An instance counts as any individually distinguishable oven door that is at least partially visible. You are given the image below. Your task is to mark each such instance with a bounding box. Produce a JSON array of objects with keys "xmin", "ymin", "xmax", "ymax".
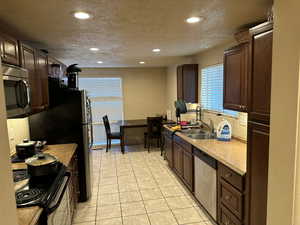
[
  {"xmin": 3, "ymin": 75, "xmax": 31, "ymax": 118},
  {"xmin": 47, "ymin": 174, "xmax": 72, "ymax": 225}
]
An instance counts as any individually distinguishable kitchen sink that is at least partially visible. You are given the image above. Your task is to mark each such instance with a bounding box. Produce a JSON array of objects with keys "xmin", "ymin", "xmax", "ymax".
[{"xmin": 180, "ymin": 128, "xmax": 215, "ymax": 139}]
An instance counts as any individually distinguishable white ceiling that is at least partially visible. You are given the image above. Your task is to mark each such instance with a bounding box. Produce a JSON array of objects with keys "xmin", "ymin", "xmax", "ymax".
[{"xmin": 0, "ymin": 0, "xmax": 272, "ymax": 68}]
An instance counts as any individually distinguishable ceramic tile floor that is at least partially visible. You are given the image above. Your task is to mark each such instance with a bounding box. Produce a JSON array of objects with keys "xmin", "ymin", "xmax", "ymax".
[{"xmin": 73, "ymin": 145, "xmax": 215, "ymax": 225}]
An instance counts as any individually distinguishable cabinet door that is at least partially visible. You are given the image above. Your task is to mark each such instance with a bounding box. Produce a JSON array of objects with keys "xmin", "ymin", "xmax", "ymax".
[
  {"xmin": 0, "ymin": 33, "xmax": 20, "ymax": 66},
  {"xmin": 248, "ymin": 29, "xmax": 273, "ymax": 124},
  {"xmin": 247, "ymin": 122, "xmax": 269, "ymax": 225},
  {"xmin": 177, "ymin": 66, "xmax": 183, "ymax": 100},
  {"xmin": 183, "ymin": 151, "xmax": 193, "ymax": 191},
  {"xmin": 183, "ymin": 64, "xmax": 198, "ymax": 103},
  {"xmin": 224, "ymin": 44, "xmax": 248, "ymax": 112},
  {"xmin": 36, "ymin": 52, "xmax": 49, "ymax": 108},
  {"xmin": 173, "ymin": 142, "xmax": 183, "ymax": 176},
  {"xmin": 165, "ymin": 135, "xmax": 173, "ymax": 168},
  {"xmin": 20, "ymin": 44, "xmax": 43, "ymax": 110}
]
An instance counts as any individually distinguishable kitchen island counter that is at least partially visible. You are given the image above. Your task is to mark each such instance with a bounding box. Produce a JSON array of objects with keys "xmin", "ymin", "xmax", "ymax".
[{"xmin": 12, "ymin": 143, "xmax": 77, "ymax": 225}]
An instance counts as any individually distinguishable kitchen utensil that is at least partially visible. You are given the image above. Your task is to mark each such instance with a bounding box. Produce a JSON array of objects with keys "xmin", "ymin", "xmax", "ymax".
[
  {"xmin": 16, "ymin": 139, "xmax": 37, "ymax": 159},
  {"xmin": 25, "ymin": 153, "xmax": 60, "ymax": 177}
]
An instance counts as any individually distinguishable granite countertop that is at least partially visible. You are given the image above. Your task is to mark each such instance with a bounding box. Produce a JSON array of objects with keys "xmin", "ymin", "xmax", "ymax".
[
  {"xmin": 12, "ymin": 143, "xmax": 77, "ymax": 225},
  {"xmin": 165, "ymin": 126, "xmax": 247, "ymax": 175}
]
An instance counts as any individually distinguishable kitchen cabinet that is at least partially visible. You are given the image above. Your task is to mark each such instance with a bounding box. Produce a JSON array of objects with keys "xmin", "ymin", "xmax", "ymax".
[
  {"xmin": 173, "ymin": 135, "xmax": 193, "ymax": 191},
  {"xmin": 183, "ymin": 150, "xmax": 193, "ymax": 190},
  {"xmin": 248, "ymin": 23, "xmax": 273, "ymax": 124},
  {"xmin": 246, "ymin": 22, "xmax": 273, "ymax": 225},
  {"xmin": 36, "ymin": 51, "xmax": 49, "ymax": 109},
  {"xmin": 247, "ymin": 122, "xmax": 270, "ymax": 225},
  {"xmin": 68, "ymin": 151, "xmax": 79, "ymax": 222},
  {"xmin": 218, "ymin": 163, "xmax": 246, "ymax": 225},
  {"xmin": 177, "ymin": 64, "xmax": 198, "ymax": 103},
  {"xmin": 223, "ymin": 43, "xmax": 249, "ymax": 112},
  {"xmin": 20, "ymin": 43, "xmax": 43, "ymax": 111},
  {"xmin": 173, "ymin": 141, "xmax": 183, "ymax": 176},
  {"xmin": 163, "ymin": 131, "xmax": 173, "ymax": 168},
  {"xmin": 20, "ymin": 43, "xmax": 50, "ymax": 112},
  {"xmin": 0, "ymin": 33, "xmax": 20, "ymax": 66}
]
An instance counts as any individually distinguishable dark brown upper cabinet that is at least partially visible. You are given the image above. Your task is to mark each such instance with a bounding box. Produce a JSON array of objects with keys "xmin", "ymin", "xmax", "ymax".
[
  {"xmin": 36, "ymin": 51, "xmax": 49, "ymax": 109},
  {"xmin": 20, "ymin": 43, "xmax": 50, "ymax": 112},
  {"xmin": 223, "ymin": 43, "xmax": 249, "ymax": 112},
  {"xmin": 0, "ymin": 33, "xmax": 20, "ymax": 66},
  {"xmin": 248, "ymin": 22, "xmax": 273, "ymax": 124},
  {"xmin": 177, "ymin": 64, "xmax": 198, "ymax": 103},
  {"xmin": 20, "ymin": 43, "xmax": 43, "ymax": 111}
]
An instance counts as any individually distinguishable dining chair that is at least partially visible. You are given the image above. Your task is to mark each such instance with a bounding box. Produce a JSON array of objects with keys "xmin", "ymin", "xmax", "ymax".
[
  {"xmin": 103, "ymin": 115, "xmax": 122, "ymax": 152},
  {"xmin": 144, "ymin": 116, "xmax": 163, "ymax": 152}
]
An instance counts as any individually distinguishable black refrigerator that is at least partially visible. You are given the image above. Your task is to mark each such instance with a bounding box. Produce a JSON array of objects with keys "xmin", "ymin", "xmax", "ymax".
[{"xmin": 29, "ymin": 81, "xmax": 93, "ymax": 202}]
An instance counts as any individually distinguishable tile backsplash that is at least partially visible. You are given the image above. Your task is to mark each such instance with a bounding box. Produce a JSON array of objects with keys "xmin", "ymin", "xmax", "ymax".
[{"xmin": 7, "ymin": 118, "xmax": 30, "ymax": 154}]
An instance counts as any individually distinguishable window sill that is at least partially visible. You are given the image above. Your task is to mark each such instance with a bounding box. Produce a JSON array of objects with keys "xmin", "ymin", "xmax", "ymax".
[{"xmin": 202, "ymin": 109, "xmax": 239, "ymax": 119}]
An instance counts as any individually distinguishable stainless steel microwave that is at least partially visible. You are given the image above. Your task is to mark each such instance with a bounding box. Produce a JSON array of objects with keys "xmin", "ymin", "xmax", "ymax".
[{"xmin": 2, "ymin": 63, "xmax": 31, "ymax": 118}]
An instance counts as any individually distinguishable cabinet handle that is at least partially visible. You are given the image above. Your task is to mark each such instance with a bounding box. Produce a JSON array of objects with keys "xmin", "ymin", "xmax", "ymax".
[{"xmin": 225, "ymin": 173, "xmax": 232, "ymax": 178}]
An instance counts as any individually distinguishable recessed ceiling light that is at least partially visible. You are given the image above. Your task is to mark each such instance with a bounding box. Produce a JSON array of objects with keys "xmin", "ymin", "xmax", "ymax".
[
  {"xmin": 139, "ymin": 61, "xmax": 145, "ymax": 64},
  {"xmin": 74, "ymin": 12, "xmax": 91, "ymax": 20},
  {"xmin": 152, "ymin": 48, "xmax": 161, "ymax": 53},
  {"xmin": 89, "ymin": 47, "xmax": 99, "ymax": 51},
  {"xmin": 97, "ymin": 61, "xmax": 103, "ymax": 64},
  {"xmin": 186, "ymin": 17, "xmax": 203, "ymax": 24}
]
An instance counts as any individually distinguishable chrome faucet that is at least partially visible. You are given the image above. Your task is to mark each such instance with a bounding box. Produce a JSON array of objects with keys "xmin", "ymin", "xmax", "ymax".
[{"xmin": 196, "ymin": 105, "xmax": 201, "ymax": 122}]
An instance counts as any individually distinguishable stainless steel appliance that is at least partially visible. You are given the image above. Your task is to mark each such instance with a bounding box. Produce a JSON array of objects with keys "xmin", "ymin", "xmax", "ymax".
[
  {"xmin": 194, "ymin": 148, "xmax": 217, "ymax": 220},
  {"xmin": 2, "ymin": 63, "xmax": 31, "ymax": 118},
  {"xmin": 29, "ymin": 86, "xmax": 93, "ymax": 202}
]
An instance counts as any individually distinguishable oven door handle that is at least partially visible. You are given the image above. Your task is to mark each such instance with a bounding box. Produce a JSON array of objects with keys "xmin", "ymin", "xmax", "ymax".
[{"xmin": 47, "ymin": 172, "xmax": 71, "ymax": 214}]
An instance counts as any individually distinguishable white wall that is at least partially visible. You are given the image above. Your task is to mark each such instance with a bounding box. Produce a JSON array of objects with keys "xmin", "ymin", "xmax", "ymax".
[
  {"xmin": 7, "ymin": 118, "xmax": 30, "ymax": 154},
  {"xmin": 268, "ymin": 0, "xmax": 300, "ymax": 224},
  {"xmin": 0, "ymin": 61, "xmax": 18, "ymax": 225},
  {"xmin": 81, "ymin": 67, "xmax": 167, "ymax": 120}
]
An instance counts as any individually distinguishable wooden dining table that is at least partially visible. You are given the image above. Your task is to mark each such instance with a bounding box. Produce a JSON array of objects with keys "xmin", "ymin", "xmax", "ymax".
[{"xmin": 116, "ymin": 119, "xmax": 175, "ymax": 153}]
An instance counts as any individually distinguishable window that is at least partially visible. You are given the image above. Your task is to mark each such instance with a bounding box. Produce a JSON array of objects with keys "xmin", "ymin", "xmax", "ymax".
[
  {"xmin": 201, "ymin": 64, "xmax": 238, "ymax": 117},
  {"xmin": 79, "ymin": 77, "xmax": 124, "ymax": 146}
]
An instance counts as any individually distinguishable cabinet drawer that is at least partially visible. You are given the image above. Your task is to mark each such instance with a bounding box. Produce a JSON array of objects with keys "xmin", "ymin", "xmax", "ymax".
[
  {"xmin": 219, "ymin": 204, "xmax": 242, "ymax": 225},
  {"xmin": 174, "ymin": 135, "xmax": 192, "ymax": 153},
  {"xmin": 219, "ymin": 163, "xmax": 244, "ymax": 191},
  {"xmin": 220, "ymin": 179, "xmax": 244, "ymax": 220}
]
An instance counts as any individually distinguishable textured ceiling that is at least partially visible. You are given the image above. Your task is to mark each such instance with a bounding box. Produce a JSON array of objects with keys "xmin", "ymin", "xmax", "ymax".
[{"xmin": 0, "ymin": 0, "xmax": 272, "ymax": 67}]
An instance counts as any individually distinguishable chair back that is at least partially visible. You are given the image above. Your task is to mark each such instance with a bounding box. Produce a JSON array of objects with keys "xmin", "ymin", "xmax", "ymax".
[
  {"xmin": 147, "ymin": 116, "xmax": 163, "ymax": 137},
  {"xmin": 103, "ymin": 115, "xmax": 111, "ymax": 136}
]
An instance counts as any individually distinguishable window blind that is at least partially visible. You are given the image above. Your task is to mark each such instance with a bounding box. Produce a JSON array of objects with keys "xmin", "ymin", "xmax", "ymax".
[{"xmin": 201, "ymin": 64, "xmax": 238, "ymax": 117}]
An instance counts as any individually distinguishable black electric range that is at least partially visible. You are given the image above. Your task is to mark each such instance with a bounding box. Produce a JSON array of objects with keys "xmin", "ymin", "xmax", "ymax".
[{"xmin": 13, "ymin": 163, "xmax": 70, "ymax": 211}]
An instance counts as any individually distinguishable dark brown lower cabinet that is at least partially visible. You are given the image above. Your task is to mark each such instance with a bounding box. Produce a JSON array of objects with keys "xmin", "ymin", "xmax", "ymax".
[
  {"xmin": 218, "ymin": 163, "xmax": 246, "ymax": 225},
  {"xmin": 173, "ymin": 141, "xmax": 183, "ymax": 176},
  {"xmin": 247, "ymin": 122, "xmax": 269, "ymax": 225},
  {"xmin": 183, "ymin": 151, "xmax": 193, "ymax": 191},
  {"xmin": 68, "ymin": 151, "xmax": 79, "ymax": 222},
  {"xmin": 164, "ymin": 134, "xmax": 173, "ymax": 168}
]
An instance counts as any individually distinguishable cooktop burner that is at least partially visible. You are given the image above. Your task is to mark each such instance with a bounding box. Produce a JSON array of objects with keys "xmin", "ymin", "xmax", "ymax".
[
  {"xmin": 13, "ymin": 169, "xmax": 29, "ymax": 183},
  {"xmin": 14, "ymin": 163, "xmax": 67, "ymax": 209},
  {"xmin": 15, "ymin": 189, "xmax": 44, "ymax": 206}
]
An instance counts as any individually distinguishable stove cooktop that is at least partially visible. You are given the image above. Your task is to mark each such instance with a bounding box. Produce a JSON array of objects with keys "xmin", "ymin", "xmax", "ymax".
[{"xmin": 13, "ymin": 163, "xmax": 66, "ymax": 208}]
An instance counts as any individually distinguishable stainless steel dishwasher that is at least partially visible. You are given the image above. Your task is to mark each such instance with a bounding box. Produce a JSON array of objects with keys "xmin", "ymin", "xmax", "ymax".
[{"xmin": 194, "ymin": 148, "xmax": 217, "ymax": 220}]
